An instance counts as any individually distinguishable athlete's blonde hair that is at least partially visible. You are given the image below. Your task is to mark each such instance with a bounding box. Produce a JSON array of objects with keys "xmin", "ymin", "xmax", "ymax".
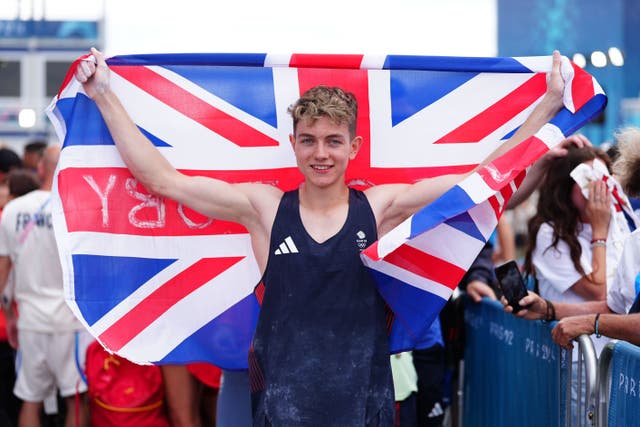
[
  {"xmin": 612, "ymin": 127, "xmax": 640, "ymax": 198},
  {"xmin": 288, "ymin": 86, "xmax": 358, "ymax": 138}
]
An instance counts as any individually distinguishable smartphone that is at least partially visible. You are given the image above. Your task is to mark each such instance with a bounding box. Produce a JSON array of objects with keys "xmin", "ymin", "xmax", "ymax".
[{"xmin": 494, "ymin": 260, "xmax": 529, "ymax": 312}]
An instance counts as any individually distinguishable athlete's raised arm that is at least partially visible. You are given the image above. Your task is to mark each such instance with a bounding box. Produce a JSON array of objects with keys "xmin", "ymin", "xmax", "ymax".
[
  {"xmin": 75, "ymin": 48, "xmax": 281, "ymax": 231},
  {"xmin": 369, "ymin": 51, "xmax": 566, "ymax": 236}
]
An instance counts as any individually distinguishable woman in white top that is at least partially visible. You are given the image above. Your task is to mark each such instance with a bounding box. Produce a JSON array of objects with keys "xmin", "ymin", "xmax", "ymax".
[
  {"xmin": 521, "ymin": 144, "xmax": 630, "ymax": 426},
  {"xmin": 523, "ymin": 145, "xmax": 626, "ymax": 314},
  {"xmin": 505, "ymin": 128, "xmax": 640, "ymax": 347}
]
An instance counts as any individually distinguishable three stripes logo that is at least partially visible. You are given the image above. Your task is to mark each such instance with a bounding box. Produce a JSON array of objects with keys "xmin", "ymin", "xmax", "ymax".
[{"xmin": 274, "ymin": 236, "xmax": 299, "ymax": 255}]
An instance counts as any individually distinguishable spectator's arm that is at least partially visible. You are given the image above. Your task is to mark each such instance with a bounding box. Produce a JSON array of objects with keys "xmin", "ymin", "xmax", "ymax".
[
  {"xmin": 504, "ymin": 292, "xmax": 612, "ymax": 321},
  {"xmin": 552, "ymin": 312, "xmax": 640, "ymax": 349},
  {"xmin": 507, "ymin": 134, "xmax": 592, "ymax": 209},
  {"xmin": 492, "ymin": 216, "xmax": 516, "ymax": 264},
  {"xmin": 595, "ymin": 313, "xmax": 640, "ymax": 345}
]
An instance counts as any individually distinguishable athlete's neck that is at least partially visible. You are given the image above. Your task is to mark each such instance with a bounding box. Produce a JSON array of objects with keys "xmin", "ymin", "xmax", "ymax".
[
  {"xmin": 298, "ymin": 182, "xmax": 349, "ymax": 213},
  {"xmin": 298, "ymin": 183, "xmax": 350, "ymax": 243}
]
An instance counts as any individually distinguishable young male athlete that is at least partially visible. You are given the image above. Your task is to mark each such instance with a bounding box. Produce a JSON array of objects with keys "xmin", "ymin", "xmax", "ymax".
[{"xmin": 75, "ymin": 49, "xmax": 565, "ymax": 425}]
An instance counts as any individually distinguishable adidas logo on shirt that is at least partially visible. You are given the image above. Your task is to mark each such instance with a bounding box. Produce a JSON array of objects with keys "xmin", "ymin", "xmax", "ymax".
[
  {"xmin": 274, "ymin": 236, "xmax": 299, "ymax": 255},
  {"xmin": 428, "ymin": 402, "xmax": 444, "ymax": 418}
]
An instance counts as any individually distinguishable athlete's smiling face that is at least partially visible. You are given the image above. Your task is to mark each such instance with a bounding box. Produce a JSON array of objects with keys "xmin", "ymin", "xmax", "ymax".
[{"xmin": 290, "ymin": 116, "xmax": 362, "ymax": 189}]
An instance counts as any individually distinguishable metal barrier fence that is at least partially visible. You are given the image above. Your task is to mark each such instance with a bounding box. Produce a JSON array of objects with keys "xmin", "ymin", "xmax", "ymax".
[
  {"xmin": 460, "ymin": 298, "xmax": 599, "ymax": 427},
  {"xmin": 576, "ymin": 335, "xmax": 599, "ymax": 425},
  {"xmin": 597, "ymin": 340, "xmax": 640, "ymax": 426}
]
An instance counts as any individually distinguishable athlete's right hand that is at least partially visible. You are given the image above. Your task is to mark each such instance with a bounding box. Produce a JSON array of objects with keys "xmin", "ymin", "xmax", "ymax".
[{"xmin": 75, "ymin": 47, "xmax": 111, "ymax": 100}]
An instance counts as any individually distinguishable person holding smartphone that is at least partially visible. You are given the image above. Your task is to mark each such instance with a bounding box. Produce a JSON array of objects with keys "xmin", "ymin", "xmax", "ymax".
[
  {"xmin": 504, "ymin": 127, "xmax": 640, "ymax": 348},
  {"xmin": 504, "ymin": 142, "xmax": 632, "ymax": 426},
  {"xmin": 520, "ymin": 145, "xmax": 625, "ymax": 349}
]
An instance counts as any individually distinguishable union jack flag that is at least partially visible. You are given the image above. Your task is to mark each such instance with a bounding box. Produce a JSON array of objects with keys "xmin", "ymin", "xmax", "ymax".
[{"xmin": 46, "ymin": 53, "xmax": 606, "ymax": 368}]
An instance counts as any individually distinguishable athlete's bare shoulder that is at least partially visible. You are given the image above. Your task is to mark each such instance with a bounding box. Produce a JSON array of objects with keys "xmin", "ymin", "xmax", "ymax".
[
  {"xmin": 234, "ymin": 182, "xmax": 284, "ymax": 228},
  {"xmin": 363, "ymin": 183, "xmax": 411, "ymax": 234}
]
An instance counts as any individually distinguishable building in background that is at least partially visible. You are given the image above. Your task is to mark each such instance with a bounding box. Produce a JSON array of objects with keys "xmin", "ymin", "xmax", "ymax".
[
  {"xmin": 498, "ymin": 0, "xmax": 640, "ymax": 145},
  {"xmin": 0, "ymin": 0, "xmax": 639, "ymax": 150},
  {"xmin": 0, "ymin": 0, "xmax": 104, "ymax": 151}
]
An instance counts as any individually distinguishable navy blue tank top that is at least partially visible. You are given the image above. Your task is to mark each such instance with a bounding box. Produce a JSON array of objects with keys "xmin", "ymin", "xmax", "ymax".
[{"xmin": 249, "ymin": 188, "xmax": 394, "ymax": 426}]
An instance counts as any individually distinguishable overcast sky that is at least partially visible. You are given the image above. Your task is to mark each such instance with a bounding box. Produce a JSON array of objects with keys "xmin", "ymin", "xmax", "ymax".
[{"xmin": 3, "ymin": 0, "xmax": 497, "ymax": 56}]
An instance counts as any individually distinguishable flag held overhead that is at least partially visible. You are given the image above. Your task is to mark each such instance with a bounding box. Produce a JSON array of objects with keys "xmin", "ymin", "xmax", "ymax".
[{"xmin": 47, "ymin": 52, "xmax": 606, "ymax": 367}]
